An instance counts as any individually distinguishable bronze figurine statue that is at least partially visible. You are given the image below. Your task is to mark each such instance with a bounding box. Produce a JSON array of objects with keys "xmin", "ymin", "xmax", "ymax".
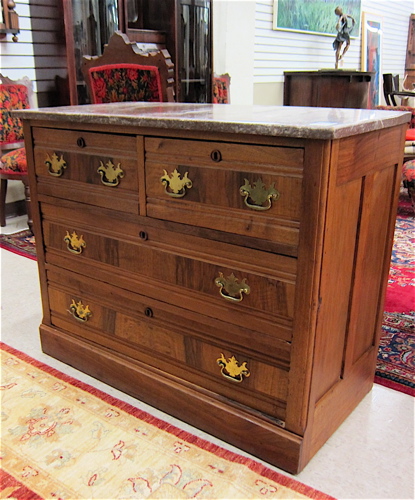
[{"xmin": 333, "ymin": 6, "xmax": 356, "ymax": 69}]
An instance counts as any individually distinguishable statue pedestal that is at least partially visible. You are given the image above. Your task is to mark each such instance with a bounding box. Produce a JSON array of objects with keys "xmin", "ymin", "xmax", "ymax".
[{"xmin": 283, "ymin": 70, "xmax": 375, "ymax": 109}]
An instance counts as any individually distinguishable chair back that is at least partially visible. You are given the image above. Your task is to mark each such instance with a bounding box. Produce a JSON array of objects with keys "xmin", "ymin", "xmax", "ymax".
[
  {"xmin": 0, "ymin": 75, "xmax": 32, "ymax": 148},
  {"xmin": 82, "ymin": 31, "xmax": 175, "ymax": 104},
  {"xmin": 212, "ymin": 73, "xmax": 231, "ymax": 104},
  {"xmin": 383, "ymin": 73, "xmax": 400, "ymax": 106}
]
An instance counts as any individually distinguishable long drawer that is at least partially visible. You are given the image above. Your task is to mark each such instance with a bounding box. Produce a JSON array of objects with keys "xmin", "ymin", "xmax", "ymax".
[
  {"xmin": 33, "ymin": 127, "xmax": 140, "ymax": 213},
  {"xmin": 41, "ymin": 201, "xmax": 296, "ymax": 344},
  {"xmin": 46, "ymin": 267, "xmax": 289, "ymax": 421},
  {"xmin": 145, "ymin": 137, "xmax": 304, "ymax": 254}
]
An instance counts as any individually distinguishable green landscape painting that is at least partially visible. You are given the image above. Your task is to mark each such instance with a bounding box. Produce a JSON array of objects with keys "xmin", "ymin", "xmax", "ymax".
[{"xmin": 274, "ymin": 0, "xmax": 361, "ymax": 36}]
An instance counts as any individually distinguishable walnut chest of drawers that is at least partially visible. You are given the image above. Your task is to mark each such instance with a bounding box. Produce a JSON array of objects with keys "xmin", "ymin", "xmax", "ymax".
[{"xmin": 19, "ymin": 103, "xmax": 409, "ymax": 474}]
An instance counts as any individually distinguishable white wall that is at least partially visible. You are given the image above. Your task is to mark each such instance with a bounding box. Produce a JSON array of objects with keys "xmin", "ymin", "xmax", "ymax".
[
  {"xmin": 213, "ymin": 0, "xmax": 256, "ymax": 104},
  {"xmin": 213, "ymin": 0, "xmax": 414, "ymax": 105}
]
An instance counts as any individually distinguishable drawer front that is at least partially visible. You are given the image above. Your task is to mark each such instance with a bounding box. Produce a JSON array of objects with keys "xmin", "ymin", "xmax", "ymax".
[
  {"xmin": 33, "ymin": 127, "xmax": 140, "ymax": 213},
  {"xmin": 41, "ymin": 202, "xmax": 295, "ymax": 343},
  {"xmin": 46, "ymin": 268, "xmax": 289, "ymax": 420},
  {"xmin": 145, "ymin": 138, "xmax": 304, "ymax": 252}
]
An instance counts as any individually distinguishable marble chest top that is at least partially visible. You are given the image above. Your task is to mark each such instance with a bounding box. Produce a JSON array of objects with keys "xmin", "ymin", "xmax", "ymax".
[{"xmin": 16, "ymin": 102, "xmax": 411, "ymax": 140}]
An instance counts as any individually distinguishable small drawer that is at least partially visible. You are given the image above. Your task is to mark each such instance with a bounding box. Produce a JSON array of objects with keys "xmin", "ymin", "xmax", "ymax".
[
  {"xmin": 32, "ymin": 127, "xmax": 140, "ymax": 214},
  {"xmin": 46, "ymin": 268, "xmax": 289, "ymax": 420},
  {"xmin": 40, "ymin": 201, "xmax": 296, "ymax": 343},
  {"xmin": 145, "ymin": 137, "xmax": 304, "ymax": 252}
]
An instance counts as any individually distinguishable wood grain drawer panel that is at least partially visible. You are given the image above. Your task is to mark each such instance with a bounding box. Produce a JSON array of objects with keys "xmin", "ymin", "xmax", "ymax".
[
  {"xmin": 44, "ymin": 225, "xmax": 295, "ymax": 336},
  {"xmin": 145, "ymin": 138, "xmax": 303, "ymax": 248},
  {"xmin": 33, "ymin": 127, "xmax": 139, "ymax": 212},
  {"xmin": 46, "ymin": 268, "xmax": 289, "ymax": 419},
  {"xmin": 41, "ymin": 203, "xmax": 296, "ymax": 341}
]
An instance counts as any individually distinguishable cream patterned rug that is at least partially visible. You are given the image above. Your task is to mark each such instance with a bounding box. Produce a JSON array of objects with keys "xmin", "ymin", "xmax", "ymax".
[{"xmin": 0, "ymin": 343, "xmax": 334, "ymax": 499}]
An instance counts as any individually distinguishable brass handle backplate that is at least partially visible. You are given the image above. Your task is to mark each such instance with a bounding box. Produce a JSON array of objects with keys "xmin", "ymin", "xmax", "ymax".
[
  {"xmin": 97, "ymin": 160, "xmax": 124, "ymax": 187},
  {"xmin": 64, "ymin": 231, "xmax": 86, "ymax": 254},
  {"xmin": 217, "ymin": 353, "xmax": 250, "ymax": 383},
  {"xmin": 69, "ymin": 299, "xmax": 92, "ymax": 322},
  {"xmin": 215, "ymin": 272, "xmax": 250, "ymax": 302},
  {"xmin": 240, "ymin": 178, "xmax": 280, "ymax": 211},
  {"xmin": 45, "ymin": 153, "xmax": 67, "ymax": 177},
  {"xmin": 160, "ymin": 168, "xmax": 193, "ymax": 198}
]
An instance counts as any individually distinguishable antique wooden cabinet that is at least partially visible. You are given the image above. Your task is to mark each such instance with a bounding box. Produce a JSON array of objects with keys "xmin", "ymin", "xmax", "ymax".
[
  {"xmin": 19, "ymin": 104, "xmax": 409, "ymax": 474},
  {"xmin": 284, "ymin": 70, "xmax": 374, "ymax": 109}
]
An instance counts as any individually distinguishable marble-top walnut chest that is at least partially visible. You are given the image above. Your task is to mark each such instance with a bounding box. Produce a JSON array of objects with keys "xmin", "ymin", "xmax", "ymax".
[{"xmin": 19, "ymin": 103, "xmax": 409, "ymax": 473}]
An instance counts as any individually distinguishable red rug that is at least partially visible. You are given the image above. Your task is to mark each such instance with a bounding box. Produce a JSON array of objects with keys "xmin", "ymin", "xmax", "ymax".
[
  {"xmin": 375, "ymin": 192, "xmax": 415, "ymax": 396},
  {"xmin": 0, "ymin": 229, "xmax": 36, "ymax": 260}
]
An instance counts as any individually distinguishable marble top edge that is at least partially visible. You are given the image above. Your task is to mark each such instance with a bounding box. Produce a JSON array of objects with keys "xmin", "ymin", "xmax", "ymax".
[{"xmin": 15, "ymin": 103, "xmax": 411, "ymax": 140}]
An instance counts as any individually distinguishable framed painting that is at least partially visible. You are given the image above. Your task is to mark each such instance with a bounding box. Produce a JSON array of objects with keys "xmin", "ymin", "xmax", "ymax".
[
  {"xmin": 361, "ymin": 12, "xmax": 383, "ymax": 107},
  {"xmin": 273, "ymin": 0, "xmax": 361, "ymax": 36}
]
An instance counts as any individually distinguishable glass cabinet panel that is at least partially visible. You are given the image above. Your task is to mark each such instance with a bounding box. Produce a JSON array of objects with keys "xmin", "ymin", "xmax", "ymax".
[
  {"xmin": 180, "ymin": 0, "xmax": 211, "ymax": 102},
  {"xmin": 71, "ymin": 0, "xmax": 119, "ymax": 103}
]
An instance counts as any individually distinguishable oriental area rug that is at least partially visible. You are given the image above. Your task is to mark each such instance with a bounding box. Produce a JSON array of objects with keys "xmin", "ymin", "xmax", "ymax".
[
  {"xmin": 0, "ymin": 343, "xmax": 334, "ymax": 500},
  {"xmin": 374, "ymin": 192, "xmax": 415, "ymax": 396},
  {"xmin": 0, "ymin": 229, "xmax": 36, "ymax": 260}
]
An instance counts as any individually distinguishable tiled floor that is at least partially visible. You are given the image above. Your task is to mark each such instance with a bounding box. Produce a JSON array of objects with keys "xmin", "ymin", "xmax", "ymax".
[{"xmin": 1, "ymin": 215, "xmax": 414, "ymax": 500}]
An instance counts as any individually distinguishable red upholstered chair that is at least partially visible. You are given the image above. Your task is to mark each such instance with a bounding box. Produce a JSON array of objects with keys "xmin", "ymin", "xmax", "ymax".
[
  {"xmin": 212, "ymin": 73, "xmax": 231, "ymax": 104},
  {"xmin": 376, "ymin": 105, "xmax": 415, "ymax": 208},
  {"xmin": 0, "ymin": 74, "xmax": 33, "ymax": 232},
  {"xmin": 82, "ymin": 31, "xmax": 175, "ymax": 104}
]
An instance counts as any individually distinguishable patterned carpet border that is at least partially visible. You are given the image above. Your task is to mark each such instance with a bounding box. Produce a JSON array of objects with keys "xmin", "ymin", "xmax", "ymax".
[
  {"xmin": 0, "ymin": 342, "xmax": 335, "ymax": 500},
  {"xmin": 0, "ymin": 230, "xmax": 36, "ymax": 261},
  {"xmin": 375, "ymin": 311, "xmax": 415, "ymax": 397}
]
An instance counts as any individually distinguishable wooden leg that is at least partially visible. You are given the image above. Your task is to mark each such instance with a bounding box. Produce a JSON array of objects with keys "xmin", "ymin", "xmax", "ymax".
[
  {"xmin": 22, "ymin": 179, "xmax": 33, "ymax": 234},
  {"xmin": 0, "ymin": 178, "xmax": 8, "ymax": 227}
]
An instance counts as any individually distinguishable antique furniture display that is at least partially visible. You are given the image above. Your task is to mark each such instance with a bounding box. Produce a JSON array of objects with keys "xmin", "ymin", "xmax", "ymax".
[
  {"xmin": 118, "ymin": 0, "xmax": 212, "ymax": 102},
  {"xmin": 62, "ymin": 0, "xmax": 120, "ymax": 105},
  {"xmin": 284, "ymin": 70, "xmax": 374, "ymax": 109},
  {"xmin": 82, "ymin": 31, "xmax": 175, "ymax": 103},
  {"xmin": 212, "ymin": 73, "xmax": 230, "ymax": 104},
  {"xmin": 403, "ymin": 14, "xmax": 415, "ymax": 90},
  {"xmin": 383, "ymin": 73, "xmax": 415, "ymax": 106},
  {"xmin": 0, "ymin": 0, "xmax": 19, "ymax": 42},
  {"xmin": 375, "ymin": 104, "xmax": 415, "ymax": 207},
  {"xmin": 61, "ymin": 0, "xmax": 212, "ymax": 105},
  {"xmin": 0, "ymin": 74, "xmax": 33, "ymax": 231},
  {"xmin": 19, "ymin": 103, "xmax": 409, "ymax": 474}
]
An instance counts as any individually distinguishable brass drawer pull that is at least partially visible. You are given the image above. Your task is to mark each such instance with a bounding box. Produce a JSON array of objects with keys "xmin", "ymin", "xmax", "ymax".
[
  {"xmin": 97, "ymin": 160, "xmax": 124, "ymax": 187},
  {"xmin": 217, "ymin": 353, "xmax": 250, "ymax": 383},
  {"xmin": 240, "ymin": 178, "xmax": 280, "ymax": 211},
  {"xmin": 210, "ymin": 149, "xmax": 222, "ymax": 162},
  {"xmin": 214, "ymin": 272, "xmax": 250, "ymax": 302},
  {"xmin": 64, "ymin": 231, "xmax": 86, "ymax": 254},
  {"xmin": 69, "ymin": 299, "xmax": 92, "ymax": 322},
  {"xmin": 45, "ymin": 153, "xmax": 67, "ymax": 177},
  {"xmin": 160, "ymin": 168, "xmax": 192, "ymax": 198}
]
